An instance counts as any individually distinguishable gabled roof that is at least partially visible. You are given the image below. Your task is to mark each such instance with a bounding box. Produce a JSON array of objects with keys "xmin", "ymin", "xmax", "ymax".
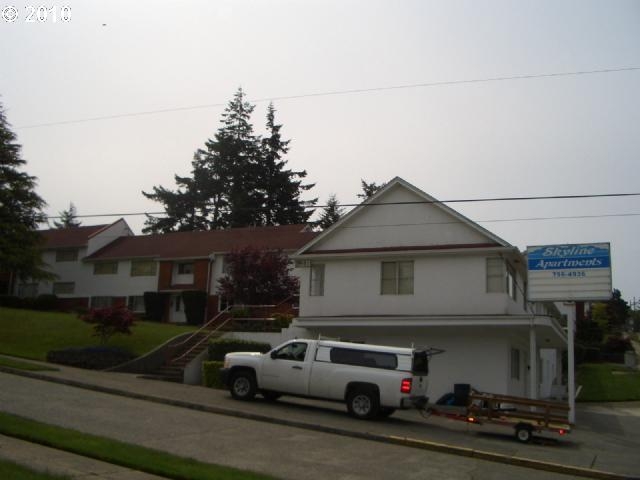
[
  {"xmin": 296, "ymin": 176, "xmax": 513, "ymax": 256},
  {"xmin": 85, "ymin": 224, "xmax": 318, "ymax": 261},
  {"xmin": 39, "ymin": 225, "xmax": 109, "ymax": 249}
]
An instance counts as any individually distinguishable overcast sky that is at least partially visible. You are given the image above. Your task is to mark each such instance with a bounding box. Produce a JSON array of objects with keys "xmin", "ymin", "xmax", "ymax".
[{"xmin": 1, "ymin": 0, "xmax": 639, "ymax": 303}]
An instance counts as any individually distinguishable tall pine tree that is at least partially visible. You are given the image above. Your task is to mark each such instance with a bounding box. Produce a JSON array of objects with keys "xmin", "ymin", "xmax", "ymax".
[
  {"xmin": 316, "ymin": 194, "xmax": 344, "ymax": 230},
  {"xmin": 260, "ymin": 102, "xmax": 315, "ymax": 225},
  {"xmin": 0, "ymin": 103, "xmax": 51, "ymax": 283},
  {"xmin": 143, "ymin": 89, "xmax": 316, "ymax": 233},
  {"xmin": 53, "ymin": 202, "xmax": 81, "ymax": 228}
]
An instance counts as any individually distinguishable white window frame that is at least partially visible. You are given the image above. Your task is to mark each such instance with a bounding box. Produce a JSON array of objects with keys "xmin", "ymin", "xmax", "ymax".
[
  {"xmin": 94, "ymin": 261, "xmax": 118, "ymax": 275},
  {"xmin": 130, "ymin": 260, "xmax": 157, "ymax": 277},
  {"xmin": 55, "ymin": 249, "xmax": 78, "ymax": 262},
  {"xmin": 53, "ymin": 282, "xmax": 75, "ymax": 295},
  {"xmin": 380, "ymin": 261, "xmax": 414, "ymax": 295},
  {"xmin": 309, "ymin": 264, "xmax": 325, "ymax": 296},
  {"xmin": 486, "ymin": 258, "xmax": 505, "ymax": 293}
]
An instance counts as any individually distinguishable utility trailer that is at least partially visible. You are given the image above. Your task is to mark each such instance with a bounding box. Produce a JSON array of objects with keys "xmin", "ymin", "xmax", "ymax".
[{"xmin": 424, "ymin": 391, "xmax": 572, "ymax": 443}]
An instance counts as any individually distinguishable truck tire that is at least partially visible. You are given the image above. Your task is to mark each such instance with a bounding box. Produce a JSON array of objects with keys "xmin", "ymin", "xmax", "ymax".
[
  {"xmin": 230, "ymin": 371, "xmax": 257, "ymax": 401},
  {"xmin": 515, "ymin": 424, "xmax": 533, "ymax": 443},
  {"xmin": 347, "ymin": 387, "xmax": 380, "ymax": 420}
]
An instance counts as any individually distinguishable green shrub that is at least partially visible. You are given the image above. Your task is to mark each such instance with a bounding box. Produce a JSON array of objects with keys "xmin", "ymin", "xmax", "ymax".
[
  {"xmin": 0, "ymin": 295, "xmax": 23, "ymax": 309},
  {"xmin": 32, "ymin": 294, "xmax": 59, "ymax": 311},
  {"xmin": 182, "ymin": 290, "xmax": 207, "ymax": 325},
  {"xmin": 46, "ymin": 346, "xmax": 135, "ymax": 369},
  {"xmin": 271, "ymin": 313, "xmax": 293, "ymax": 329},
  {"xmin": 202, "ymin": 361, "xmax": 225, "ymax": 388},
  {"xmin": 230, "ymin": 307, "xmax": 251, "ymax": 318},
  {"xmin": 208, "ymin": 338, "xmax": 271, "ymax": 361}
]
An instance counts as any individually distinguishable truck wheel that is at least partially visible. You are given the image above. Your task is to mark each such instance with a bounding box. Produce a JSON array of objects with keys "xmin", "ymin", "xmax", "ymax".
[
  {"xmin": 515, "ymin": 424, "xmax": 533, "ymax": 443},
  {"xmin": 347, "ymin": 388, "xmax": 380, "ymax": 420},
  {"xmin": 230, "ymin": 371, "xmax": 256, "ymax": 401}
]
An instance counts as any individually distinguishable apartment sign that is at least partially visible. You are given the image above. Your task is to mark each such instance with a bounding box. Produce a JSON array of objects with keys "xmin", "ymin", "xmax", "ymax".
[{"xmin": 526, "ymin": 243, "xmax": 612, "ymax": 301}]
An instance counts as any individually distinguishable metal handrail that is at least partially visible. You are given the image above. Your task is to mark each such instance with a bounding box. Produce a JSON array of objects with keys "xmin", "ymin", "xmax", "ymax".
[{"xmin": 168, "ymin": 300, "xmax": 296, "ymax": 365}]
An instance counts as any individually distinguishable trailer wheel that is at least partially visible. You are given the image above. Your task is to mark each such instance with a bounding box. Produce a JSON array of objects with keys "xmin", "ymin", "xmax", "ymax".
[{"xmin": 515, "ymin": 424, "xmax": 533, "ymax": 443}]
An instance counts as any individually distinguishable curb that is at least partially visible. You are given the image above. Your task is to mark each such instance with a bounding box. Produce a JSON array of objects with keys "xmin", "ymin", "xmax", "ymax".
[{"xmin": 1, "ymin": 367, "xmax": 638, "ymax": 480}]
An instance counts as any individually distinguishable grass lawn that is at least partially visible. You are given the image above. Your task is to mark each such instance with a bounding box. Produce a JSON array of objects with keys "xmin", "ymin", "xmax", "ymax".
[
  {"xmin": 0, "ymin": 459, "xmax": 70, "ymax": 480},
  {"xmin": 0, "ymin": 412, "xmax": 278, "ymax": 480},
  {"xmin": 0, "ymin": 308, "xmax": 196, "ymax": 361},
  {"xmin": 577, "ymin": 363, "xmax": 640, "ymax": 402}
]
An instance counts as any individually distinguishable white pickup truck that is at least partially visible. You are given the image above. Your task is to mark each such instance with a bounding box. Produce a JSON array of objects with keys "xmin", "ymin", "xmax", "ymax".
[{"xmin": 220, "ymin": 339, "xmax": 431, "ymax": 419}]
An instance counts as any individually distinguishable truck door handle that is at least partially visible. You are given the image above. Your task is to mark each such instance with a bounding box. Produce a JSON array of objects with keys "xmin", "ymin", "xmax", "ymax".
[{"xmin": 292, "ymin": 365, "xmax": 303, "ymax": 370}]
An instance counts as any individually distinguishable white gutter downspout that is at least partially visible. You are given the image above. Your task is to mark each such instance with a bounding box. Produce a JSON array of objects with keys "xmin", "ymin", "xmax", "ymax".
[{"xmin": 204, "ymin": 253, "xmax": 215, "ymax": 322}]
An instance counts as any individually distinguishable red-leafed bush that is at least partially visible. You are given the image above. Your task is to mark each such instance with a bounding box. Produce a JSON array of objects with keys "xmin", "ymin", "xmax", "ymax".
[
  {"xmin": 80, "ymin": 306, "xmax": 135, "ymax": 344},
  {"xmin": 217, "ymin": 247, "xmax": 299, "ymax": 305}
]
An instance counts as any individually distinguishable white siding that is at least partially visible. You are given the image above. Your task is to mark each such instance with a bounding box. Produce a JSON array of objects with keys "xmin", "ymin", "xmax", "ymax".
[
  {"xmin": 311, "ymin": 184, "xmax": 493, "ymax": 252},
  {"xmin": 297, "ymin": 254, "xmax": 527, "ymax": 317}
]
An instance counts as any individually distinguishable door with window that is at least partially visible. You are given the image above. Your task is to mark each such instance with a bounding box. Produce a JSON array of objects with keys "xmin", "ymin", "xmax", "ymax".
[
  {"xmin": 170, "ymin": 294, "xmax": 187, "ymax": 323},
  {"xmin": 261, "ymin": 341, "xmax": 310, "ymax": 395}
]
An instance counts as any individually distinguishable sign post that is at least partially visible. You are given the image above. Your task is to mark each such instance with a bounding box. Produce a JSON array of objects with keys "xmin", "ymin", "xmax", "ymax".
[{"xmin": 526, "ymin": 243, "xmax": 611, "ymax": 424}]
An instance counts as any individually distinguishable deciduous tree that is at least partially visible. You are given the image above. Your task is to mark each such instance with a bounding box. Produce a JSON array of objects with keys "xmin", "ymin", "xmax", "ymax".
[{"xmin": 217, "ymin": 246, "xmax": 299, "ymax": 305}]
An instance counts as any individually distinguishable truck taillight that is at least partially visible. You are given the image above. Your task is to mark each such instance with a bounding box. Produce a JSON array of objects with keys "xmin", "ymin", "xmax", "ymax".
[{"xmin": 401, "ymin": 378, "xmax": 412, "ymax": 394}]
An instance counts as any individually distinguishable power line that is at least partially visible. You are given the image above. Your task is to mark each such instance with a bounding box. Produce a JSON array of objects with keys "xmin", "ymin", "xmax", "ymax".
[
  {"xmin": 17, "ymin": 66, "xmax": 640, "ymax": 129},
  {"xmin": 44, "ymin": 191, "xmax": 640, "ymax": 220}
]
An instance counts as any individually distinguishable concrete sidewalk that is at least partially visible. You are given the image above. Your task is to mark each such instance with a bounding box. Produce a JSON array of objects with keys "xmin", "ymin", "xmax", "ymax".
[{"xmin": 1, "ymin": 357, "xmax": 639, "ymax": 479}]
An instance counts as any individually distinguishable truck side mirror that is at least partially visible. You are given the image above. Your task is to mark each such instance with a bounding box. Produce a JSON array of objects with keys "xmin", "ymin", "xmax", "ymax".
[{"xmin": 270, "ymin": 351, "xmax": 277, "ymax": 359}]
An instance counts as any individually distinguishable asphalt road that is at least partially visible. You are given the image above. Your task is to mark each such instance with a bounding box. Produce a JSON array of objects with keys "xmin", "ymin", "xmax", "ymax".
[{"xmin": 0, "ymin": 372, "xmax": 584, "ymax": 480}]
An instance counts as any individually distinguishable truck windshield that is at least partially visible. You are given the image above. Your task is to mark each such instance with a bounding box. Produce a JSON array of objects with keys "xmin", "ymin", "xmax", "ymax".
[{"xmin": 412, "ymin": 351, "xmax": 429, "ymax": 375}]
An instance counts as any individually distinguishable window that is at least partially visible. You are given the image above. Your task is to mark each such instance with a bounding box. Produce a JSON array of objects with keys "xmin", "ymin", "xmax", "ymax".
[
  {"xmin": 309, "ymin": 264, "xmax": 325, "ymax": 296},
  {"xmin": 330, "ymin": 348, "xmax": 398, "ymax": 370},
  {"xmin": 53, "ymin": 282, "xmax": 75, "ymax": 295},
  {"xmin": 128, "ymin": 295, "xmax": 145, "ymax": 313},
  {"xmin": 94, "ymin": 262, "xmax": 118, "ymax": 275},
  {"xmin": 506, "ymin": 264, "xmax": 517, "ymax": 301},
  {"xmin": 273, "ymin": 342, "xmax": 308, "ymax": 361},
  {"xmin": 381, "ymin": 261, "xmax": 413, "ymax": 295},
  {"xmin": 510, "ymin": 348, "xmax": 520, "ymax": 380},
  {"xmin": 55, "ymin": 249, "xmax": 78, "ymax": 262},
  {"xmin": 177, "ymin": 262, "xmax": 194, "ymax": 275},
  {"xmin": 131, "ymin": 260, "xmax": 157, "ymax": 276},
  {"xmin": 486, "ymin": 258, "xmax": 505, "ymax": 293},
  {"xmin": 91, "ymin": 296, "xmax": 114, "ymax": 308}
]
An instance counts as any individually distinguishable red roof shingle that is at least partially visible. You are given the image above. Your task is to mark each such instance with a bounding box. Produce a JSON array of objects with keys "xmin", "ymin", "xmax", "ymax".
[
  {"xmin": 86, "ymin": 224, "xmax": 317, "ymax": 260},
  {"xmin": 40, "ymin": 225, "xmax": 109, "ymax": 249}
]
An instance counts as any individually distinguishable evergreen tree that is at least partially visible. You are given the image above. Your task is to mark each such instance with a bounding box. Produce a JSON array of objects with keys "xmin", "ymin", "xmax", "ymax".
[
  {"xmin": 53, "ymin": 202, "xmax": 81, "ymax": 228},
  {"xmin": 143, "ymin": 89, "xmax": 316, "ymax": 232},
  {"xmin": 0, "ymin": 103, "xmax": 50, "ymax": 282},
  {"xmin": 357, "ymin": 179, "xmax": 386, "ymax": 200},
  {"xmin": 316, "ymin": 194, "xmax": 344, "ymax": 230},
  {"xmin": 260, "ymin": 103, "xmax": 315, "ymax": 225}
]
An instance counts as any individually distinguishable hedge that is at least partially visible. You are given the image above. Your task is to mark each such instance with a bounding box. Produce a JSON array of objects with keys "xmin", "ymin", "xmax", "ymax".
[
  {"xmin": 208, "ymin": 338, "xmax": 272, "ymax": 361},
  {"xmin": 202, "ymin": 361, "xmax": 225, "ymax": 389},
  {"xmin": 46, "ymin": 346, "xmax": 135, "ymax": 370},
  {"xmin": 0, "ymin": 294, "xmax": 59, "ymax": 311}
]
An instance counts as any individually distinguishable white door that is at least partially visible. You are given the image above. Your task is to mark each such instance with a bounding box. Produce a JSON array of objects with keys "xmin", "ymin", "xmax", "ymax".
[
  {"xmin": 170, "ymin": 294, "xmax": 187, "ymax": 323},
  {"xmin": 261, "ymin": 341, "xmax": 310, "ymax": 395}
]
